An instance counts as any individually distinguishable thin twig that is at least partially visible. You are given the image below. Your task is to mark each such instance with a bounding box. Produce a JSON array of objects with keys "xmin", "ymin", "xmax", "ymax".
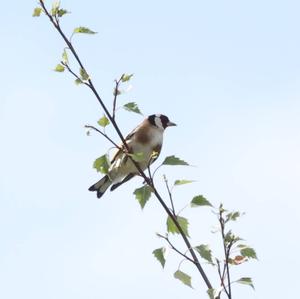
[
  {"xmin": 84, "ymin": 125, "xmax": 121, "ymax": 149},
  {"xmin": 217, "ymin": 259, "xmax": 230, "ymax": 298},
  {"xmin": 147, "ymin": 165, "xmax": 153, "ymax": 185},
  {"xmin": 225, "ymin": 242, "xmax": 233, "ymax": 298},
  {"xmin": 219, "ymin": 209, "xmax": 232, "ymax": 299},
  {"xmin": 178, "ymin": 257, "xmax": 191, "ymax": 270},
  {"xmin": 160, "ymin": 235, "xmax": 195, "ymax": 263},
  {"xmin": 163, "ymin": 175, "xmax": 176, "ymax": 215},
  {"xmin": 177, "ymin": 203, "xmax": 190, "ymax": 216},
  {"xmin": 61, "ymin": 62, "xmax": 89, "ymax": 86},
  {"xmin": 151, "ymin": 164, "xmax": 162, "ymax": 181},
  {"xmin": 146, "ymin": 153, "xmax": 158, "ymax": 184},
  {"xmin": 221, "ymin": 257, "xmax": 227, "ymax": 290},
  {"xmin": 112, "ymin": 76, "xmax": 123, "ymax": 120}
]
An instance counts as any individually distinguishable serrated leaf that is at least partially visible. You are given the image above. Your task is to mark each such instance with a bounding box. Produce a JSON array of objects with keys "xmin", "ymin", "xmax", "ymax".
[
  {"xmin": 191, "ymin": 195, "xmax": 212, "ymax": 207},
  {"xmin": 226, "ymin": 211, "xmax": 241, "ymax": 222},
  {"xmin": 75, "ymin": 78, "xmax": 82, "ymax": 85},
  {"xmin": 62, "ymin": 49, "xmax": 68, "ymax": 64},
  {"xmin": 167, "ymin": 216, "xmax": 189, "ymax": 237},
  {"xmin": 93, "ymin": 155, "xmax": 110, "ymax": 174},
  {"xmin": 121, "ymin": 73, "xmax": 134, "ymax": 82},
  {"xmin": 174, "ymin": 180, "xmax": 195, "ymax": 186},
  {"xmin": 174, "ymin": 270, "xmax": 192, "ymax": 288},
  {"xmin": 162, "ymin": 155, "xmax": 189, "ymax": 166},
  {"xmin": 73, "ymin": 26, "xmax": 97, "ymax": 34},
  {"xmin": 240, "ymin": 247, "xmax": 257, "ymax": 259},
  {"xmin": 236, "ymin": 277, "xmax": 255, "ymax": 289},
  {"xmin": 57, "ymin": 9, "xmax": 68, "ymax": 17},
  {"xmin": 134, "ymin": 185, "xmax": 152, "ymax": 209},
  {"xmin": 195, "ymin": 244, "xmax": 213, "ymax": 264},
  {"xmin": 79, "ymin": 68, "xmax": 89, "ymax": 81},
  {"xmin": 123, "ymin": 102, "xmax": 142, "ymax": 115},
  {"xmin": 32, "ymin": 7, "xmax": 42, "ymax": 17},
  {"xmin": 97, "ymin": 115, "xmax": 110, "ymax": 128},
  {"xmin": 54, "ymin": 64, "xmax": 65, "ymax": 72},
  {"xmin": 152, "ymin": 247, "xmax": 166, "ymax": 268}
]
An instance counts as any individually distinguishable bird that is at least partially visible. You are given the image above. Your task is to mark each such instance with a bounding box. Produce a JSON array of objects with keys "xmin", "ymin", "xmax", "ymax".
[{"xmin": 88, "ymin": 114, "xmax": 176, "ymax": 198}]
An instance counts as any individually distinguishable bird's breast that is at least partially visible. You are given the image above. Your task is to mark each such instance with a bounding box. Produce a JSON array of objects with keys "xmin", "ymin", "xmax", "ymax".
[{"xmin": 131, "ymin": 127, "xmax": 163, "ymax": 162}]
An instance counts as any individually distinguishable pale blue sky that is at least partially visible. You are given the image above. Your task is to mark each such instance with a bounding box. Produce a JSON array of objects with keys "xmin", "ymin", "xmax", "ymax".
[{"xmin": 1, "ymin": 1, "xmax": 300, "ymax": 298}]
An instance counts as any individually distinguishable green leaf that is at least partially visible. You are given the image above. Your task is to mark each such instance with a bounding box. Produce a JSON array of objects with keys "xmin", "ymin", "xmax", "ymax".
[
  {"xmin": 236, "ymin": 277, "xmax": 255, "ymax": 289},
  {"xmin": 240, "ymin": 246, "xmax": 257, "ymax": 259},
  {"xmin": 226, "ymin": 211, "xmax": 241, "ymax": 222},
  {"xmin": 123, "ymin": 102, "xmax": 142, "ymax": 115},
  {"xmin": 32, "ymin": 7, "xmax": 42, "ymax": 17},
  {"xmin": 73, "ymin": 26, "xmax": 97, "ymax": 34},
  {"xmin": 121, "ymin": 73, "xmax": 134, "ymax": 82},
  {"xmin": 57, "ymin": 9, "xmax": 68, "ymax": 17},
  {"xmin": 134, "ymin": 185, "xmax": 152, "ymax": 209},
  {"xmin": 174, "ymin": 179, "xmax": 195, "ymax": 186},
  {"xmin": 162, "ymin": 155, "xmax": 189, "ymax": 166},
  {"xmin": 75, "ymin": 78, "xmax": 82, "ymax": 85},
  {"xmin": 93, "ymin": 155, "xmax": 110, "ymax": 174},
  {"xmin": 62, "ymin": 49, "xmax": 68, "ymax": 64},
  {"xmin": 97, "ymin": 115, "xmax": 110, "ymax": 128},
  {"xmin": 224, "ymin": 230, "xmax": 234, "ymax": 244},
  {"xmin": 155, "ymin": 232, "xmax": 166, "ymax": 238},
  {"xmin": 167, "ymin": 216, "xmax": 189, "ymax": 237},
  {"xmin": 207, "ymin": 288, "xmax": 217, "ymax": 299},
  {"xmin": 54, "ymin": 64, "xmax": 65, "ymax": 72},
  {"xmin": 174, "ymin": 270, "xmax": 192, "ymax": 288},
  {"xmin": 80, "ymin": 68, "xmax": 89, "ymax": 81},
  {"xmin": 224, "ymin": 230, "xmax": 242, "ymax": 244},
  {"xmin": 191, "ymin": 195, "xmax": 212, "ymax": 207},
  {"xmin": 152, "ymin": 247, "xmax": 166, "ymax": 268},
  {"xmin": 195, "ymin": 244, "xmax": 213, "ymax": 264},
  {"xmin": 51, "ymin": 1, "xmax": 60, "ymax": 16}
]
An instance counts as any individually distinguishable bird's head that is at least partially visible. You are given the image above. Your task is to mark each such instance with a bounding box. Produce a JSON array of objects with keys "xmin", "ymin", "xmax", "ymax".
[{"xmin": 148, "ymin": 114, "xmax": 177, "ymax": 130}]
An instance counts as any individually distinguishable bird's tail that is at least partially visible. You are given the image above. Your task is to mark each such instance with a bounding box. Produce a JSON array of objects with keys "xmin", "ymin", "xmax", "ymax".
[{"xmin": 88, "ymin": 175, "xmax": 112, "ymax": 198}]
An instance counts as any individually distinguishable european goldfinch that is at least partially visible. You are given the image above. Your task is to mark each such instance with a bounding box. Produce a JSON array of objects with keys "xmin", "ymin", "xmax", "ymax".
[{"xmin": 89, "ymin": 114, "xmax": 176, "ymax": 198}]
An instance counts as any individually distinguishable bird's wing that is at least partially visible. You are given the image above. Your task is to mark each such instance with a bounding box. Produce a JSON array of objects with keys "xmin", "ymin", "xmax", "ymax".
[
  {"xmin": 110, "ymin": 173, "xmax": 135, "ymax": 191},
  {"xmin": 110, "ymin": 125, "xmax": 140, "ymax": 165}
]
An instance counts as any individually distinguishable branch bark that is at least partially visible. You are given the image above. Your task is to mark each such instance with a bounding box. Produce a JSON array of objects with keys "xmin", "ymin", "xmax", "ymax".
[{"xmin": 219, "ymin": 209, "xmax": 232, "ymax": 299}]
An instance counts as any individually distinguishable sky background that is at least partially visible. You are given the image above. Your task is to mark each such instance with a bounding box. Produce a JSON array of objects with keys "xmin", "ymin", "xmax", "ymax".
[{"xmin": 1, "ymin": 0, "xmax": 300, "ymax": 298}]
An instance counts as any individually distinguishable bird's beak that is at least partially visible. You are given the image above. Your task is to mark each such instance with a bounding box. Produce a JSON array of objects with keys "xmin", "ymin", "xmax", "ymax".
[{"xmin": 167, "ymin": 121, "xmax": 177, "ymax": 127}]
